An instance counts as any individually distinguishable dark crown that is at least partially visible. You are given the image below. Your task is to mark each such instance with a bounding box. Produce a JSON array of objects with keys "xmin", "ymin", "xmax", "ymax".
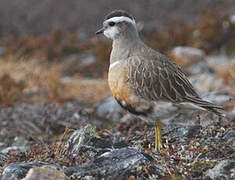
[{"xmin": 105, "ymin": 10, "xmax": 134, "ymax": 21}]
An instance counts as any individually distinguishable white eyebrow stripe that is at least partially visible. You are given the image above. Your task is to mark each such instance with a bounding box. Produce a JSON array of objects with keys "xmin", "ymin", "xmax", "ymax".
[
  {"xmin": 106, "ymin": 16, "xmax": 136, "ymax": 25},
  {"xmin": 109, "ymin": 61, "xmax": 120, "ymax": 71}
]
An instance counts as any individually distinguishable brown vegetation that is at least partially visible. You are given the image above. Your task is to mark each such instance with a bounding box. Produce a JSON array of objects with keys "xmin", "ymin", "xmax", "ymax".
[
  {"xmin": 146, "ymin": 9, "xmax": 235, "ymax": 55},
  {"xmin": 0, "ymin": 57, "xmax": 110, "ymax": 105},
  {"xmin": 0, "ymin": 9, "xmax": 234, "ymax": 106}
]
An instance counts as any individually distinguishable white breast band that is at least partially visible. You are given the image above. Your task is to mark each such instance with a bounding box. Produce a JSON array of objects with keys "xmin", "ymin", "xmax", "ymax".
[{"xmin": 109, "ymin": 61, "xmax": 120, "ymax": 71}]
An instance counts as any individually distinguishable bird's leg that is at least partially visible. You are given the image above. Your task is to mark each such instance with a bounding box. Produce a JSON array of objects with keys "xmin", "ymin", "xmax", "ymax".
[{"xmin": 155, "ymin": 119, "xmax": 162, "ymax": 152}]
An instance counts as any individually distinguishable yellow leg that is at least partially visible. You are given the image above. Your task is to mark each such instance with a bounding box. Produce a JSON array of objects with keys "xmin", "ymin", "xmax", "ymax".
[{"xmin": 155, "ymin": 119, "xmax": 162, "ymax": 152}]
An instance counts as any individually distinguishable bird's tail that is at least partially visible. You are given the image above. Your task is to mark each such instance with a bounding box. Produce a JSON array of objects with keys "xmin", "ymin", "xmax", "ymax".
[{"xmin": 184, "ymin": 96, "xmax": 224, "ymax": 117}]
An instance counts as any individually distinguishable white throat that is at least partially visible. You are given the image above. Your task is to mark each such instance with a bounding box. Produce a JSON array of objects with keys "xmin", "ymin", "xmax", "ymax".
[{"xmin": 104, "ymin": 26, "xmax": 119, "ymax": 39}]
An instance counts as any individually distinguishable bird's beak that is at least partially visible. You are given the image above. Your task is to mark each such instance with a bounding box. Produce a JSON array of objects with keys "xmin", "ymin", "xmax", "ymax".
[{"xmin": 95, "ymin": 28, "xmax": 104, "ymax": 35}]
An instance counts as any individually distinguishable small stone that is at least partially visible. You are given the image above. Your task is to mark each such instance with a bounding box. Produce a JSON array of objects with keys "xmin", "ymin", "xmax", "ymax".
[
  {"xmin": 229, "ymin": 14, "xmax": 235, "ymax": 24},
  {"xmin": 1, "ymin": 146, "xmax": 28, "ymax": 154},
  {"xmin": 96, "ymin": 96, "xmax": 123, "ymax": 122},
  {"xmin": 202, "ymin": 93, "xmax": 231, "ymax": 105},
  {"xmin": 206, "ymin": 55, "xmax": 232, "ymax": 66},
  {"xmin": 78, "ymin": 54, "xmax": 96, "ymax": 68},
  {"xmin": 24, "ymin": 166, "xmax": 67, "ymax": 180},
  {"xmin": 189, "ymin": 73, "xmax": 224, "ymax": 94},
  {"xmin": 61, "ymin": 54, "xmax": 96, "ymax": 75},
  {"xmin": 12, "ymin": 136, "xmax": 29, "ymax": 147},
  {"xmin": 186, "ymin": 61, "xmax": 214, "ymax": 75},
  {"xmin": 171, "ymin": 46, "xmax": 205, "ymax": 66},
  {"xmin": 65, "ymin": 124, "xmax": 112, "ymax": 156},
  {"xmin": 195, "ymin": 142, "xmax": 200, "ymax": 147}
]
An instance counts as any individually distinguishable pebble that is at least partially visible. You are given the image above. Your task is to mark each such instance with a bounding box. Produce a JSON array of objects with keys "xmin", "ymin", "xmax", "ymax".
[{"xmin": 96, "ymin": 96, "xmax": 123, "ymax": 122}]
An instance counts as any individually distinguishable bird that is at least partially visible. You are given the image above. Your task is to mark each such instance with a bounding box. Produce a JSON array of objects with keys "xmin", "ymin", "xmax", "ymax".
[{"xmin": 96, "ymin": 10, "xmax": 223, "ymax": 151}]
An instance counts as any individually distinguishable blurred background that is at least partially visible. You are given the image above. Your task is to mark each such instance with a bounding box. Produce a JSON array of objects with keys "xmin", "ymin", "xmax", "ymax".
[
  {"xmin": 0, "ymin": 0, "xmax": 234, "ymax": 106},
  {"xmin": 0, "ymin": 1, "xmax": 235, "ymax": 178}
]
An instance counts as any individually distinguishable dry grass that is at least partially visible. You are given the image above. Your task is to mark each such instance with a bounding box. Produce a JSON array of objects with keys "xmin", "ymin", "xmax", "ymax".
[
  {"xmin": 0, "ymin": 9, "xmax": 234, "ymax": 106},
  {"xmin": 62, "ymin": 76, "xmax": 110, "ymax": 104},
  {"xmin": 0, "ymin": 56, "xmax": 110, "ymax": 105}
]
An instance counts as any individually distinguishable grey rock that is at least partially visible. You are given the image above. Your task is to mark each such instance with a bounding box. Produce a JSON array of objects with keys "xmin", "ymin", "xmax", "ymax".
[
  {"xmin": 78, "ymin": 54, "xmax": 96, "ymax": 68},
  {"xmin": 204, "ymin": 160, "xmax": 235, "ymax": 180},
  {"xmin": 166, "ymin": 124, "xmax": 202, "ymax": 143},
  {"xmin": 96, "ymin": 96, "xmax": 123, "ymax": 122},
  {"xmin": 186, "ymin": 61, "xmax": 214, "ymax": 75},
  {"xmin": 24, "ymin": 165, "xmax": 67, "ymax": 180},
  {"xmin": 230, "ymin": 14, "xmax": 235, "ymax": 24},
  {"xmin": 189, "ymin": 73, "xmax": 224, "ymax": 94},
  {"xmin": 172, "ymin": 46, "xmax": 205, "ymax": 64},
  {"xmin": 206, "ymin": 55, "xmax": 233, "ymax": 66},
  {"xmin": 65, "ymin": 147, "xmax": 157, "ymax": 179},
  {"xmin": 12, "ymin": 136, "xmax": 29, "ymax": 147},
  {"xmin": 65, "ymin": 124, "xmax": 112, "ymax": 156},
  {"xmin": 61, "ymin": 54, "xmax": 96, "ymax": 75},
  {"xmin": 2, "ymin": 162, "xmax": 61, "ymax": 180},
  {"xmin": 202, "ymin": 93, "xmax": 231, "ymax": 105},
  {"xmin": 1, "ymin": 146, "xmax": 28, "ymax": 154}
]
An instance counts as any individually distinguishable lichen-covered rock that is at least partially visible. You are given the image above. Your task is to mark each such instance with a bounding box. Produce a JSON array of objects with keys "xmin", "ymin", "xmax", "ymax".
[
  {"xmin": 203, "ymin": 160, "xmax": 235, "ymax": 180},
  {"xmin": 165, "ymin": 124, "xmax": 202, "ymax": 143},
  {"xmin": 2, "ymin": 162, "xmax": 61, "ymax": 180},
  {"xmin": 65, "ymin": 124, "xmax": 113, "ymax": 157},
  {"xmin": 65, "ymin": 147, "xmax": 160, "ymax": 179}
]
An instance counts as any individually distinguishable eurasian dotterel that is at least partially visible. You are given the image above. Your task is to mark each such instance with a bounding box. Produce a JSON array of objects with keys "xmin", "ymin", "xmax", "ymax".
[{"xmin": 96, "ymin": 10, "xmax": 223, "ymax": 151}]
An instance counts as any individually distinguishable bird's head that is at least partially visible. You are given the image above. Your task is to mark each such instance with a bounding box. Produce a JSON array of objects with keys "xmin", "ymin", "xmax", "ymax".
[{"xmin": 96, "ymin": 10, "xmax": 138, "ymax": 40}]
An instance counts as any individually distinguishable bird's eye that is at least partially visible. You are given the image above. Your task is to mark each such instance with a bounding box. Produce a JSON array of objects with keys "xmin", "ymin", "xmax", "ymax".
[{"xmin": 108, "ymin": 22, "xmax": 115, "ymax": 26}]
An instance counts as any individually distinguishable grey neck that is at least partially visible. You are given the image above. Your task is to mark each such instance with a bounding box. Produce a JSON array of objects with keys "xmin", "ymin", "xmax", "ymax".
[{"xmin": 110, "ymin": 27, "xmax": 141, "ymax": 64}]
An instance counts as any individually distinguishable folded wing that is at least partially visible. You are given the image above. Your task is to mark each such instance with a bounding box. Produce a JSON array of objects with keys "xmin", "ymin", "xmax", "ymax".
[{"xmin": 127, "ymin": 55, "xmax": 223, "ymax": 115}]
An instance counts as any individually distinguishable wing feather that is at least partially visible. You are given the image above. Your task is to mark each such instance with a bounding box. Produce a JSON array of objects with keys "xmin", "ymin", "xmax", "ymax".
[
  {"xmin": 126, "ymin": 55, "xmax": 223, "ymax": 115},
  {"xmin": 127, "ymin": 55, "xmax": 197, "ymax": 102}
]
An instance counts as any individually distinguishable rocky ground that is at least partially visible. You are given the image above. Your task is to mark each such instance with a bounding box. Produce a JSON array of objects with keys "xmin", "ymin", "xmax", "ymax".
[
  {"xmin": 0, "ymin": 1, "xmax": 235, "ymax": 179},
  {"xmin": 0, "ymin": 51, "xmax": 234, "ymax": 179}
]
